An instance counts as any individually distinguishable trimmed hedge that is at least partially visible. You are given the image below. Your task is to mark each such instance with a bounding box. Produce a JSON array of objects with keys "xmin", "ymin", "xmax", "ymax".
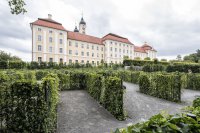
[
  {"xmin": 185, "ymin": 73, "xmax": 200, "ymax": 90},
  {"xmin": 0, "ymin": 73, "xmax": 59, "ymax": 132},
  {"xmin": 142, "ymin": 64, "xmax": 165, "ymax": 72},
  {"xmin": 139, "ymin": 72, "xmax": 181, "ymax": 102},
  {"xmin": 123, "ymin": 59, "xmax": 169, "ymax": 66},
  {"xmin": 166, "ymin": 63, "xmax": 200, "ymax": 73}
]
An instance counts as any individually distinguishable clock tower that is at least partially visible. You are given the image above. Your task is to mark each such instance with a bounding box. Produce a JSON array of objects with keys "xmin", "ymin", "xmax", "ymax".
[{"xmin": 79, "ymin": 17, "xmax": 86, "ymax": 34}]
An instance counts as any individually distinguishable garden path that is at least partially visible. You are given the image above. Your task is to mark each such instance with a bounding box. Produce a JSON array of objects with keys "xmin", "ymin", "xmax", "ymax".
[{"xmin": 57, "ymin": 82, "xmax": 200, "ymax": 133}]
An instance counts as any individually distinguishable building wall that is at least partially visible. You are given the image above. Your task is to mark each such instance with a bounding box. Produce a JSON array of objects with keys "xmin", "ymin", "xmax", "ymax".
[
  {"xmin": 32, "ymin": 25, "xmax": 157, "ymax": 64},
  {"xmin": 67, "ymin": 39, "xmax": 104, "ymax": 65},
  {"xmin": 104, "ymin": 40, "xmax": 134, "ymax": 64},
  {"xmin": 32, "ymin": 25, "xmax": 67, "ymax": 62}
]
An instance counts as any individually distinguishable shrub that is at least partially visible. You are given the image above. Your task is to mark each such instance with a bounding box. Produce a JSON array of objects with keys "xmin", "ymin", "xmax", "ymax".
[
  {"xmin": 166, "ymin": 63, "xmax": 200, "ymax": 73},
  {"xmin": 193, "ymin": 97, "xmax": 200, "ymax": 108},
  {"xmin": 1, "ymin": 73, "xmax": 59, "ymax": 132},
  {"xmin": 0, "ymin": 61, "xmax": 8, "ymax": 69},
  {"xmin": 185, "ymin": 74, "xmax": 200, "ymax": 90},
  {"xmin": 139, "ymin": 72, "xmax": 181, "ymax": 102},
  {"xmin": 9, "ymin": 61, "xmax": 26, "ymax": 69},
  {"xmin": 142, "ymin": 64, "xmax": 165, "ymax": 72},
  {"xmin": 35, "ymin": 70, "xmax": 48, "ymax": 80},
  {"xmin": 123, "ymin": 59, "xmax": 169, "ymax": 66},
  {"xmin": 103, "ymin": 76, "xmax": 125, "ymax": 120}
]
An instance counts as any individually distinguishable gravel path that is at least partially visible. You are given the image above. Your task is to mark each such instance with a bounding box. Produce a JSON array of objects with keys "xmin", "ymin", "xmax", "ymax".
[{"xmin": 57, "ymin": 82, "xmax": 200, "ymax": 133}]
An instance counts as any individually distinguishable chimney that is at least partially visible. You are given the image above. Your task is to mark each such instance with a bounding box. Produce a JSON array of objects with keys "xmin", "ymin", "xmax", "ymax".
[{"xmin": 48, "ymin": 14, "xmax": 52, "ymax": 19}]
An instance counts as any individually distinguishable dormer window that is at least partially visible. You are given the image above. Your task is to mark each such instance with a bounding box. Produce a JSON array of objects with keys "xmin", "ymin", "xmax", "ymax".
[
  {"xmin": 49, "ymin": 30, "xmax": 53, "ymax": 33},
  {"xmin": 38, "ymin": 28, "xmax": 41, "ymax": 31}
]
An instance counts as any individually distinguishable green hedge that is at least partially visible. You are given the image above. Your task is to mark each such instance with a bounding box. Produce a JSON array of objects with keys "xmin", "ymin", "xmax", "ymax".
[
  {"xmin": 166, "ymin": 63, "xmax": 200, "ymax": 73},
  {"xmin": 185, "ymin": 73, "xmax": 200, "ymax": 90},
  {"xmin": 9, "ymin": 61, "xmax": 26, "ymax": 69},
  {"xmin": 0, "ymin": 73, "xmax": 59, "ymax": 132},
  {"xmin": 142, "ymin": 64, "xmax": 165, "ymax": 72},
  {"xmin": 0, "ymin": 61, "xmax": 8, "ymax": 69},
  {"xmin": 139, "ymin": 72, "xmax": 181, "ymax": 102},
  {"xmin": 123, "ymin": 59, "xmax": 169, "ymax": 66}
]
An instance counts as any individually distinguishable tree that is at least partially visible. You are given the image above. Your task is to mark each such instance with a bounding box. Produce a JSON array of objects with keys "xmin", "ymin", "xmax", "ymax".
[
  {"xmin": 183, "ymin": 49, "xmax": 200, "ymax": 63},
  {"xmin": 123, "ymin": 56, "xmax": 129, "ymax": 60},
  {"xmin": 134, "ymin": 57, "xmax": 141, "ymax": 60},
  {"xmin": 176, "ymin": 55, "xmax": 182, "ymax": 61},
  {"xmin": 8, "ymin": 0, "xmax": 27, "ymax": 15},
  {"xmin": 0, "ymin": 50, "xmax": 21, "ymax": 61}
]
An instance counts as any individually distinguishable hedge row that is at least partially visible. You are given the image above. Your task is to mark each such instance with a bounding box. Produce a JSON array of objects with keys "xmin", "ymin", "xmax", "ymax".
[
  {"xmin": 114, "ymin": 97, "xmax": 200, "ymax": 133},
  {"xmin": 123, "ymin": 59, "xmax": 169, "ymax": 66},
  {"xmin": 166, "ymin": 63, "xmax": 200, "ymax": 73},
  {"xmin": 142, "ymin": 64, "xmax": 165, "ymax": 72},
  {"xmin": 185, "ymin": 73, "xmax": 200, "ymax": 90},
  {"xmin": 139, "ymin": 72, "xmax": 181, "ymax": 102},
  {"xmin": 0, "ymin": 72, "xmax": 59, "ymax": 132},
  {"xmin": 55, "ymin": 70, "xmax": 125, "ymax": 120}
]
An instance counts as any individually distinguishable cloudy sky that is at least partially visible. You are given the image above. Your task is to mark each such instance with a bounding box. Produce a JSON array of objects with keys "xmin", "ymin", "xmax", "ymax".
[{"xmin": 0, "ymin": 0, "xmax": 200, "ymax": 61}]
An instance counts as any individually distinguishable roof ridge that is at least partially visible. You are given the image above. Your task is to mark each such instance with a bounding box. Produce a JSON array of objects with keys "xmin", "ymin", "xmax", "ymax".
[{"xmin": 38, "ymin": 18, "xmax": 62, "ymax": 25}]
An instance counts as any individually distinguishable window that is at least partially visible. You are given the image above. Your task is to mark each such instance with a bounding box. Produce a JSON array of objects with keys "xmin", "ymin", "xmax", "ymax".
[
  {"xmin": 92, "ymin": 53, "xmax": 94, "ymax": 57},
  {"xmin": 49, "ymin": 37, "xmax": 53, "ymax": 43},
  {"xmin": 87, "ymin": 44, "xmax": 89, "ymax": 49},
  {"xmin": 75, "ymin": 42, "xmax": 78, "ymax": 47},
  {"xmin": 81, "ymin": 60, "xmax": 84, "ymax": 64},
  {"xmin": 81, "ymin": 51, "xmax": 84, "ymax": 56},
  {"xmin": 75, "ymin": 50, "xmax": 78, "ymax": 55},
  {"xmin": 110, "ymin": 54, "xmax": 112, "ymax": 57},
  {"xmin": 92, "ymin": 45, "xmax": 94, "ymax": 50},
  {"xmin": 127, "ymin": 50, "xmax": 128, "ymax": 53},
  {"xmin": 69, "ymin": 41, "xmax": 72, "ymax": 46},
  {"xmin": 38, "ymin": 45, "xmax": 42, "ymax": 51},
  {"xmin": 59, "ymin": 48, "xmax": 63, "ymax": 53},
  {"xmin": 69, "ymin": 59, "xmax": 72, "ymax": 63},
  {"xmin": 123, "ymin": 44, "xmax": 125, "ymax": 47},
  {"xmin": 38, "ymin": 35, "xmax": 42, "ymax": 41},
  {"xmin": 92, "ymin": 61, "xmax": 94, "ymax": 65},
  {"xmin": 115, "ymin": 42, "xmax": 117, "ymax": 45},
  {"xmin": 60, "ymin": 39, "xmax": 63, "ymax": 44},
  {"xmin": 60, "ymin": 58, "xmax": 63, "ymax": 63},
  {"xmin": 97, "ymin": 61, "xmax": 99, "ymax": 65},
  {"xmin": 87, "ymin": 61, "xmax": 89, "ymax": 64},
  {"xmin": 110, "ymin": 47, "xmax": 112, "ymax": 51},
  {"xmin": 101, "ymin": 47, "xmax": 103, "ymax": 51},
  {"xmin": 119, "ymin": 49, "xmax": 121, "ymax": 52},
  {"xmin": 97, "ymin": 53, "xmax": 99, "ymax": 57},
  {"xmin": 119, "ymin": 43, "xmax": 121, "ymax": 46},
  {"xmin": 49, "ymin": 46, "xmax": 52, "ymax": 52},
  {"xmin": 49, "ymin": 30, "xmax": 53, "ymax": 33},
  {"xmin": 38, "ymin": 57, "xmax": 42, "ymax": 62},
  {"xmin": 110, "ymin": 41, "xmax": 112, "ymax": 44},
  {"xmin": 69, "ymin": 50, "xmax": 72, "ymax": 55},
  {"xmin": 87, "ymin": 52, "xmax": 89, "ymax": 56},
  {"xmin": 49, "ymin": 58, "xmax": 53, "ymax": 62},
  {"xmin": 123, "ymin": 49, "xmax": 125, "ymax": 53},
  {"xmin": 97, "ymin": 46, "xmax": 99, "ymax": 50},
  {"xmin": 60, "ymin": 33, "xmax": 63, "ymax": 35},
  {"xmin": 102, "ymin": 54, "xmax": 103, "ymax": 58},
  {"xmin": 115, "ymin": 54, "xmax": 117, "ymax": 57},
  {"xmin": 38, "ymin": 28, "xmax": 41, "ymax": 31},
  {"xmin": 115, "ymin": 48, "xmax": 117, "ymax": 52},
  {"xmin": 75, "ymin": 60, "xmax": 78, "ymax": 63},
  {"xmin": 81, "ymin": 44, "xmax": 84, "ymax": 48}
]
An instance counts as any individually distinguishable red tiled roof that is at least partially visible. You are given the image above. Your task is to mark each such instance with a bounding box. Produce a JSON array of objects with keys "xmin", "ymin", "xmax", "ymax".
[
  {"xmin": 31, "ymin": 18, "xmax": 66, "ymax": 31},
  {"xmin": 68, "ymin": 31, "xmax": 103, "ymax": 45},
  {"xmin": 134, "ymin": 46, "xmax": 147, "ymax": 53},
  {"xmin": 102, "ymin": 33, "xmax": 133, "ymax": 45}
]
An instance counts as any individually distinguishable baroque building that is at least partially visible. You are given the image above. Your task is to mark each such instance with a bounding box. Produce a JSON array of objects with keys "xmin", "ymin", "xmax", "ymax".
[{"xmin": 30, "ymin": 14, "xmax": 157, "ymax": 65}]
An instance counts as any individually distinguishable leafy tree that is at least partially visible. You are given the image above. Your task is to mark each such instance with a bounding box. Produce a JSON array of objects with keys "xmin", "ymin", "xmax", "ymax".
[
  {"xmin": 184, "ymin": 49, "xmax": 200, "ymax": 63},
  {"xmin": 0, "ymin": 50, "xmax": 21, "ymax": 61},
  {"xmin": 8, "ymin": 0, "xmax": 27, "ymax": 15},
  {"xmin": 176, "ymin": 54, "xmax": 182, "ymax": 61},
  {"xmin": 123, "ymin": 56, "xmax": 129, "ymax": 60}
]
